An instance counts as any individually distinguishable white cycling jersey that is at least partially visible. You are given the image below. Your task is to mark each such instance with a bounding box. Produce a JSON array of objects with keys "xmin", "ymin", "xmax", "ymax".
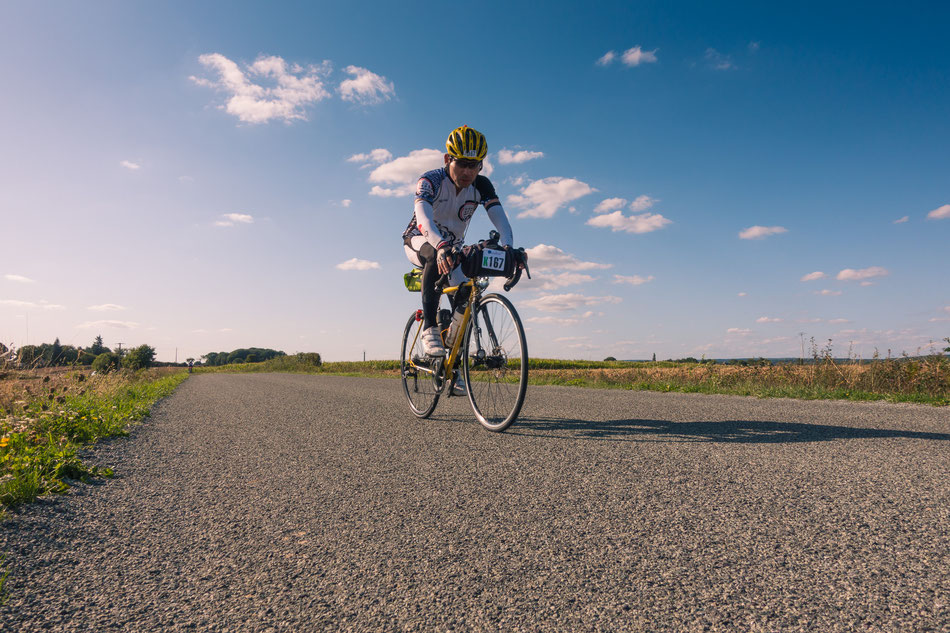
[{"xmin": 402, "ymin": 167, "xmax": 513, "ymax": 251}]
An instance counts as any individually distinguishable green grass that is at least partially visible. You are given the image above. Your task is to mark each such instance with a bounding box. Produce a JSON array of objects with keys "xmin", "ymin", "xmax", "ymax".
[{"xmin": 0, "ymin": 369, "xmax": 189, "ymax": 511}]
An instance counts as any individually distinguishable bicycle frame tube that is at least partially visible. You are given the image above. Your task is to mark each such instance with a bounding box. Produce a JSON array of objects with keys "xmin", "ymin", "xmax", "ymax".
[{"xmin": 442, "ymin": 280, "xmax": 476, "ymax": 369}]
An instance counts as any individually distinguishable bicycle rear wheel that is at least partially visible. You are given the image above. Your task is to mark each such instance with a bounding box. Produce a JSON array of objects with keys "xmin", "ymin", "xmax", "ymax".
[
  {"xmin": 462, "ymin": 293, "xmax": 528, "ymax": 431},
  {"xmin": 400, "ymin": 312, "xmax": 440, "ymax": 418}
]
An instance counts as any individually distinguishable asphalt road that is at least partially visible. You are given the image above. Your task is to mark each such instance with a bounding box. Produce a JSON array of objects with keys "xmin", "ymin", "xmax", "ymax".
[{"xmin": 1, "ymin": 374, "xmax": 948, "ymax": 632}]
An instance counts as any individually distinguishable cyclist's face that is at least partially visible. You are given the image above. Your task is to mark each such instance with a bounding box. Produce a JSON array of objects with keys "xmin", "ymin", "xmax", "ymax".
[{"xmin": 445, "ymin": 155, "xmax": 482, "ymax": 188}]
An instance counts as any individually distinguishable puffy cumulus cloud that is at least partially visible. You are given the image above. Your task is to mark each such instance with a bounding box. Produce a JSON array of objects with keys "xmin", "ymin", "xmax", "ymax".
[
  {"xmin": 739, "ymin": 225, "xmax": 787, "ymax": 239},
  {"xmin": 521, "ymin": 293, "xmax": 621, "ymax": 313},
  {"xmin": 836, "ymin": 266, "xmax": 889, "ymax": 281},
  {"xmin": 705, "ymin": 48, "xmax": 735, "ymax": 70},
  {"xmin": 4, "ymin": 274, "xmax": 34, "ymax": 283},
  {"xmin": 120, "ymin": 160, "xmax": 141, "ymax": 170},
  {"xmin": 336, "ymin": 258, "xmax": 380, "ymax": 271},
  {"xmin": 756, "ymin": 316, "xmax": 782, "ymax": 323},
  {"xmin": 828, "ymin": 318, "xmax": 850, "ymax": 324},
  {"xmin": 630, "ymin": 195, "xmax": 658, "ymax": 211},
  {"xmin": 341, "ymin": 199, "xmax": 352, "ymax": 208},
  {"xmin": 524, "ymin": 244, "xmax": 612, "ymax": 272},
  {"xmin": 927, "ymin": 204, "xmax": 950, "ymax": 220},
  {"xmin": 214, "ymin": 213, "xmax": 254, "ymax": 227},
  {"xmin": 190, "ymin": 53, "xmax": 332, "ymax": 123},
  {"xmin": 497, "ymin": 149, "xmax": 544, "ymax": 164},
  {"xmin": 737, "ymin": 292, "xmax": 747, "ymax": 297},
  {"xmin": 596, "ymin": 51, "xmax": 616, "ymax": 66},
  {"xmin": 363, "ymin": 149, "xmax": 445, "ymax": 197},
  {"xmin": 531, "ymin": 272, "xmax": 597, "ymax": 291},
  {"xmin": 0, "ymin": 299, "xmax": 64, "ymax": 310},
  {"xmin": 587, "ymin": 210, "xmax": 671, "ymax": 234},
  {"xmin": 621, "ymin": 46, "xmax": 658, "ymax": 67},
  {"xmin": 800, "ymin": 271, "xmax": 826, "ymax": 282},
  {"xmin": 613, "ymin": 274, "xmax": 655, "ymax": 286},
  {"xmin": 508, "ymin": 177, "xmax": 595, "ymax": 219},
  {"xmin": 727, "ymin": 328, "xmax": 752, "ymax": 335},
  {"xmin": 346, "ymin": 149, "xmax": 393, "ymax": 166},
  {"xmin": 593, "ymin": 198, "xmax": 627, "ymax": 214},
  {"xmin": 339, "ymin": 66, "xmax": 395, "ymax": 105},
  {"xmin": 87, "ymin": 304, "xmax": 127, "ymax": 311},
  {"xmin": 893, "ymin": 216, "xmax": 909, "ymax": 224},
  {"xmin": 78, "ymin": 320, "xmax": 138, "ymax": 329},
  {"xmin": 816, "ymin": 289, "xmax": 843, "ymax": 296}
]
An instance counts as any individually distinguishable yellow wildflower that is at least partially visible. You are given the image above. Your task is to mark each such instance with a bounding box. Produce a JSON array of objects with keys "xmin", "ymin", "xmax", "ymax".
[{"xmin": 0, "ymin": 437, "xmax": 9, "ymax": 448}]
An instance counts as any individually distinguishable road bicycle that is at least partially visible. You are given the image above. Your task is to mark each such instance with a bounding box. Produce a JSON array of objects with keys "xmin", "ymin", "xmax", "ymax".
[{"xmin": 400, "ymin": 234, "xmax": 529, "ymax": 432}]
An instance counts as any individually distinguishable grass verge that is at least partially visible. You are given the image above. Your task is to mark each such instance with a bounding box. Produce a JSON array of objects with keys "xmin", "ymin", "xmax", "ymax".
[
  {"xmin": 200, "ymin": 352, "xmax": 950, "ymax": 406},
  {"xmin": 0, "ymin": 368, "xmax": 189, "ymax": 512}
]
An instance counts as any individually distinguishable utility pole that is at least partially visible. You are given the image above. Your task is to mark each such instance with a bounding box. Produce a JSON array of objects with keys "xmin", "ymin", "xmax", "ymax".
[{"xmin": 363, "ymin": 350, "xmax": 366, "ymax": 362}]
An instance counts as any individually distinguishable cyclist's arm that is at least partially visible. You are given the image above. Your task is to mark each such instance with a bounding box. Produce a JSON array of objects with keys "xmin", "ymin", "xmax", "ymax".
[
  {"xmin": 413, "ymin": 198, "xmax": 450, "ymax": 249},
  {"xmin": 476, "ymin": 176, "xmax": 513, "ymax": 246}
]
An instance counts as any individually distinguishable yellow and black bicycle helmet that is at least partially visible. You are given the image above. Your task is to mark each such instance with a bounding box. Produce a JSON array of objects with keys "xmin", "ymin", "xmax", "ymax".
[{"xmin": 445, "ymin": 125, "xmax": 487, "ymax": 161}]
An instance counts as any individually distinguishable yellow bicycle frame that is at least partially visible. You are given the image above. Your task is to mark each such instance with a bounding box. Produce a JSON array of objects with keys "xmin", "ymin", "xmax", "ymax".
[{"xmin": 407, "ymin": 279, "xmax": 476, "ymax": 376}]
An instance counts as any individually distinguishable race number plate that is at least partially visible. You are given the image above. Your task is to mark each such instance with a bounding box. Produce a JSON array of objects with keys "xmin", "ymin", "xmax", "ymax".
[{"xmin": 481, "ymin": 248, "xmax": 507, "ymax": 272}]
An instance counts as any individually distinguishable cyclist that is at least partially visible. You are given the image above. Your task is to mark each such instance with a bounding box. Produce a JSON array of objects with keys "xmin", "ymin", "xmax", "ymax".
[{"xmin": 403, "ymin": 125, "xmax": 514, "ymax": 360}]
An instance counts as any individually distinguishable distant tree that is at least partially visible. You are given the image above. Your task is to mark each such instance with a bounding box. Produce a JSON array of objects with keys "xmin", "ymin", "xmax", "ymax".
[
  {"xmin": 92, "ymin": 352, "xmax": 120, "ymax": 373},
  {"xmin": 603, "ymin": 356, "xmax": 616, "ymax": 362},
  {"xmin": 89, "ymin": 335, "xmax": 107, "ymax": 355},
  {"xmin": 78, "ymin": 351, "xmax": 97, "ymax": 365},
  {"xmin": 18, "ymin": 345, "xmax": 39, "ymax": 366},
  {"xmin": 244, "ymin": 353, "xmax": 258, "ymax": 363},
  {"xmin": 652, "ymin": 353, "xmax": 656, "ymax": 362},
  {"xmin": 296, "ymin": 352, "xmax": 321, "ymax": 366},
  {"xmin": 122, "ymin": 344, "xmax": 156, "ymax": 370},
  {"xmin": 45, "ymin": 338, "xmax": 63, "ymax": 365}
]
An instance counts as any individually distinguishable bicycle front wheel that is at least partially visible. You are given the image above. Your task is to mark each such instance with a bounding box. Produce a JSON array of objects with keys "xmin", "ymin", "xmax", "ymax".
[
  {"xmin": 400, "ymin": 312, "xmax": 440, "ymax": 418},
  {"xmin": 462, "ymin": 293, "xmax": 528, "ymax": 431}
]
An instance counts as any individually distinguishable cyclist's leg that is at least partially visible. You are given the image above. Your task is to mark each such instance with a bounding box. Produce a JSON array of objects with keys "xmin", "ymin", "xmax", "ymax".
[{"xmin": 404, "ymin": 236, "xmax": 441, "ymax": 329}]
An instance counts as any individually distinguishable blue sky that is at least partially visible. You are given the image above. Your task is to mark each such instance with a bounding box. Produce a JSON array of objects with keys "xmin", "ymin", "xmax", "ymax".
[{"xmin": 2, "ymin": 1, "xmax": 949, "ymax": 362}]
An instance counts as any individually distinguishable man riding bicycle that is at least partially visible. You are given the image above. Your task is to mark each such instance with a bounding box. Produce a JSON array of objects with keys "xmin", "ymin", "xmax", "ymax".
[{"xmin": 402, "ymin": 125, "xmax": 515, "ymax": 360}]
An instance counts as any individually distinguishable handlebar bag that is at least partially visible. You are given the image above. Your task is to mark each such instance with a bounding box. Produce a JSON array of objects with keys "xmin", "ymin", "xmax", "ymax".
[{"xmin": 459, "ymin": 243, "xmax": 516, "ymax": 278}]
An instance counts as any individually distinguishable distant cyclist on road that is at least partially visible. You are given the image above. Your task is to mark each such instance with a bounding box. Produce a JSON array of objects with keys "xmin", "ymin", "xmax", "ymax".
[{"xmin": 402, "ymin": 125, "xmax": 514, "ymax": 357}]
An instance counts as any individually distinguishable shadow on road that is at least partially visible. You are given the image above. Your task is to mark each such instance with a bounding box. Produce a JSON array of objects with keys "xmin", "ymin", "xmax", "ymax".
[{"xmin": 508, "ymin": 417, "xmax": 950, "ymax": 444}]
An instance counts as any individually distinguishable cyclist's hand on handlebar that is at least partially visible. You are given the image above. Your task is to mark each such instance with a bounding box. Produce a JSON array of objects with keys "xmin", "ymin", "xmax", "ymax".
[{"xmin": 436, "ymin": 245, "xmax": 456, "ymax": 275}]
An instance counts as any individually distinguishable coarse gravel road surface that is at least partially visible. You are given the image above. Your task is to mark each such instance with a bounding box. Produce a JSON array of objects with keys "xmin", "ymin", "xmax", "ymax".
[{"xmin": 1, "ymin": 373, "xmax": 948, "ymax": 632}]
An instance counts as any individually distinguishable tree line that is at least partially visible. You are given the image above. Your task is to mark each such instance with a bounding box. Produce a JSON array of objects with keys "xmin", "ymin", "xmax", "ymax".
[
  {"xmin": 200, "ymin": 348, "xmax": 286, "ymax": 366},
  {"xmin": 6, "ymin": 335, "xmax": 156, "ymax": 371}
]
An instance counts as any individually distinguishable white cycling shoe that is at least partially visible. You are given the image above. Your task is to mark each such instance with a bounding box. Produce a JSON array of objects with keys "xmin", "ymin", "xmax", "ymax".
[
  {"xmin": 421, "ymin": 326, "xmax": 446, "ymax": 357},
  {"xmin": 451, "ymin": 373, "xmax": 467, "ymax": 396}
]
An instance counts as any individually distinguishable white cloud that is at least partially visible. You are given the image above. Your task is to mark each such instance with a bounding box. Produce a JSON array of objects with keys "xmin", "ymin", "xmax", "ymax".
[
  {"xmin": 816, "ymin": 289, "xmax": 843, "ymax": 296},
  {"xmin": 532, "ymin": 272, "xmax": 597, "ymax": 290},
  {"xmin": 87, "ymin": 304, "xmax": 127, "ymax": 311},
  {"xmin": 341, "ymin": 199, "xmax": 352, "ymax": 208},
  {"xmin": 945, "ymin": 306, "xmax": 950, "ymax": 314},
  {"xmin": 347, "ymin": 149, "xmax": 393, "ymax": 165},
  {"xmin": 190, "ymin": 53, "xmax": 332, "ymax": 124},
  {"xmin": 369, "ymin": 184, "xmax": 414, "ymax": 198},
  {"xmin": 521, "ymin": 293, "xmax": 621, "ymax": 313},
  {"xmin": 369, "ymin": 149, "xmax": 443, "ymax": 186},
  {"xmin": 587, "ymin": 210, "xmax": 672, "ymax": 234},
  {"xmin": 737, "ymin": 292, "xmax": 747, "ymax": 297},
  {"xmin": 800, "ymin": 271, "xmax": 826, "ymax": 282},
  {"xmin": 4, "ymin": 274, "xmax": 34, "ymax": 283},
  {"xmin": 593, "ymin": 198, "xmax": 627, "ymax": 214},
  {"xmin": 727, "ymin": 328, "xmax": 752, "ymax": 334},
  {"xmin": 524, "ymin": 244, "xmax": 612, "ymax": 271},
  {"xmin": 828, "ymin": 318, "xmax": 850, "ymax": 324},
  {"xmin": 179, "ymin": 175, "xmax": 194, "ymax": 183},
  {"xmin": 621, "ymin": 46, "xmax": 658, "ymax": 67},
  {"xmin": 497, "ymin": 149, "xmax": 544, "ymax": 164},
  {"xmin": 893, "ymin": 216, "xmax": 909, "ymax": 224},
  {"xmin": 508, "ymin": 177, "xmax": 595, "ymax": 219},
  {"xmin": 120, "ymin": 160, "xmax": 141, "ymax": 170},
  {"xmin": 630, "ymin": 195, "xmax": 658, "ymax": 211},
  {"xmin": 526, "ymin": 312, "xmax": 597, "ymax": 327},
  {"xmin": 613, "ymin": 274, "xmax": 655, "ymax": 286},
  {"xmin": 749, "ymin": 41, "xmax": 761, "ymax": 52},
  {"xmin": 739, "ymin": 225, "xmax": 787, "ymax": 239},
  {"xmin": 596, "ymin": 51, "xmax": 616, "ymax": 66},
  {"xmin": 836, "ymin": 266, "xmax": 889, "ymax": 281},
  {"xmin": 78, "ymin": 320, "xmax": 138, "ymax": 329},
  {"xmin": 927, "ymin": 204, "xmax": 950, "ymax": 220},
  {"xmin": 336, "ymin": 258, "xmax": 380, "ymax": 271},
  {"xmin": 705, "ymin": 48, "xmax": 735, "ymax": 70},
  {"xmin": 756, "ymin": 316, "xmax": 782, "ymax": 323},
  {"xmin": 214, "ymin": 213, "xmax": 254, "ymax": 227},
  {"xmin": 339, "ymin": 65, "xmax": 395, "ymax": 105},
  {"xmin": 0, "ymin": 299, "xmax": 64, "ymax": 310}
]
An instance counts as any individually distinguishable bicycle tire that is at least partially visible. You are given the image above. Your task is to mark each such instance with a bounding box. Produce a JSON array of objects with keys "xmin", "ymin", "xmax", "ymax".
[
  {"xmin": 462, "ymin": 293, "xmax": 528, "ymax": 431},
  {"xmin": 400, "ymin": 312, "xmax": 440, "ymax": 418}
]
